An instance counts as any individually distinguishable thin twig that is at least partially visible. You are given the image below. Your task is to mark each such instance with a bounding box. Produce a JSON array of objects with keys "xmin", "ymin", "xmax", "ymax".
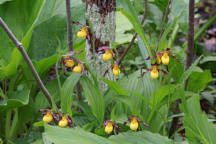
[
  {"xmin": 118, "ymin": 0, "xmax": 148, "ymax": 65},
  {"xmin": 0, "ymin": 17, "xmax": 59, "ymax": 112},
  {"xmin": 66, "ymin": 0, "xmax": 73, "ymax": 51},
  {"xmin": 156, "ymin": 0, "xmax": 172, "ymax": 52}
]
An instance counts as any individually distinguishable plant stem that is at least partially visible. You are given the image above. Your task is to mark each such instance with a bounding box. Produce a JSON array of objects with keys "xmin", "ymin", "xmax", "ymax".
[
  {"xmin": 118, "ymin": 0, "xmax": 148, "ymax": 65},
  {"xmin": 169, "ymin": 0, "xmax": 195, "ymax": 137},
  {"xmin": 9, "ymin": 109, "xmax": 18, "ymax": 138},
  {"xmin": 156, "ymin": 0, "xmax": 172, "ymax": 52},
  {"xmin": 66, "ymin": 0, "xmax": 73, "ymax": 51},
  {"xmin": 5, "ymin": 110, "xmax": 11, "ymax": 143},
  {"xmin": 0, "ymin": 17, "xmax": 59, "ymax": 112}
]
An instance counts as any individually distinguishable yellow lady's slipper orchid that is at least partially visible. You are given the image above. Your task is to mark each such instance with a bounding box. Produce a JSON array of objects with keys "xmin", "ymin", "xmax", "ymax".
[
  {"xmin": 112, "ymin": 64, "xmax": 120, "ymax": 76},
  {"xmin": 65, "ymin": 59, "xmax": 75, "ymax": 67},
  {"xmin": 43, "ymin": 111, "xmax": 53, "ymax": 123},
  {"xmin": 73, "ymin": 63, "xmax": 82, "ymax": 73},
  {"xmin": 105, "ymin": 122, "xmax": 114, "ymax": 134},
  {"xmin": 130, "ymin": 118, "xmax": 139, "ymax": 131},
  {"xmin": 102, "ymin": 49, "xmax": 112, "ymax": 61},
  {"xmin": 77, "ymin": 27, "xmax": 87, "ymax": 38},
  {"xmin": 161, "ymin": 52, "xmax": 170, "ymax": 65},
  {"xmin": 150, "ymin": 66, "xmax": 159, "ymax": 79},
  {"xmin": 58, "ymin": 115, "xmax": 68, "ymax": 128}
]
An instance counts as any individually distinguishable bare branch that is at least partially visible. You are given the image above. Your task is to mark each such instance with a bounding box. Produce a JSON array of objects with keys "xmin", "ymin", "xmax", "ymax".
[
  {"xmin": 0, "ymin": 17, "xmax": 59, "ymax": 112},
  {"xmin": 186, "ymin": 0, "xmax": 195, "ymax": 70},
  {"xmin": 169, "ymin": 0, "xmax": 195, "ymax": 137},
  {"xmin": 66, "ymin": 0, "xmax": 73, "ymax": 51}
]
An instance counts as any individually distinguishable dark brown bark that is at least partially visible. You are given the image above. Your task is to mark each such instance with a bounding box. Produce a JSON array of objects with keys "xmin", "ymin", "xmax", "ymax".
[
  {"xmin": 169, "ymin": 0, "xmax": 195, "ymax": 138},
  {"xmin": 66, "ymin": 0, "xmax": 73, "ymax": 51},
  {"xmin": 186, "ymin": 0, "xmax": 195, "ymax": 70}
]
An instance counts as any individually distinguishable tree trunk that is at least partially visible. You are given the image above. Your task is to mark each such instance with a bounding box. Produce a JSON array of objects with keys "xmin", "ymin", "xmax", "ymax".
[{"xmin": 85, "ymin": 0, "xmax": 116, "ymax": 91}]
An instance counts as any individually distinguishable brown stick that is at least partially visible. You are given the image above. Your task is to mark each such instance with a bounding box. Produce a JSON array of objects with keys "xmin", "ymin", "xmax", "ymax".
[
  {"xmin": 169, "ymin": 0, "xmax": 195, "ymax": 137},
  {"xmin": 0, "ymin": 17, "xmax": 59, "ymax": 112},
  {"xmin": 66, "ymin": 0, "xmax": 73, "ymax": 51},
  {"xmin": 156, "ymin": 0, "xmax": 172, "ymax": 52},
  {"xmin": 186, "ymin": 0, "xmax": 195, "ymax": 71},
  {"xmin": 118, "ymin": 0, "xmax": 148, "ymax": 65}
]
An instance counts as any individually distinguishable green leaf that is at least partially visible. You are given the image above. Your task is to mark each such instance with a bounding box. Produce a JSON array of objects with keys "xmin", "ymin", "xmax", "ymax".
[
  {"xmin": 188, "ymin": 70, "xmax": 212, "ymax": 93},
  {"xmin": 199, "ymin": 56, "xmax": 216, "ymax": 64},
  {"xmin": 118, "ymin": 0, "xmax": 152, "ymax": 56},
  {"xmin": 0, "ymin": 90, "xmax": 30, "ymax": 112},
  {"xmin": 61, "ymin": 73, "xmax": 81, "ymax": 116},
  {"xmin": 102, "ymin": 78, "xmax": 128, "ymax": 96},
  {"xmin": 181, "ymin": 96, "xmax": 216, "ymax": 143},
  {"xmin": 0, "ymin": 0, "xmax": 12, "ymax": 5},
  {"xmin": 109, "ymin": 131, "xmax": 173, "ymax": 144},
  {"xmin": 80, "ymin": 75, "xmax": 105, "ymax": 123},
  {"xmin": 29, "ymin": 0, "xmax": 85, "ymax": 61},
  {"xmin": 43, "ymin": 125, "xmax": 173, "ymax": 144},
  {"xmin": 150, "ymin": 84, "xmax": 176, "ymax": 107},
  {"xmin": 116, "ymin": 11, "xmax": 133, "ymax": 44},
  {"xmin": 0, "ymin": 0, "xmax": 45, "ymax": 80},
  {"xmin": 169, "ymin": 0, "xmax": 189, "ymax": 32},
  {"xmin": 31, "ymin": 139, "xmax": 44, "ymax": 144},
  {"xmin": 179, "ymin": 56, "xmax": 202, "ymax": 84},
  {"xmin": 34, "ymin": 79, "xmax": 61, "ymax": 111},
  {"xmin": 43, "ymin": 125, "xmax": 115, "ymax": 144}
]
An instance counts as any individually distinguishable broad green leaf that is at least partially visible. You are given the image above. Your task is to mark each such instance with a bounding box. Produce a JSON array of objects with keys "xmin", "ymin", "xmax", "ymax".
[
  {"xmin": 102, "ymin": 78, "xmax": 128, "ymax": 96},
  {"xmin": 34, "ymin": 79, "xmax": 61, "ymax": 111},
  {"xmin": 188, "ymin": 70, "xmax": 212, "ymax": 93},
  {"xmin": 181, "ymin": 96, "xmax": 216, "ymax": 144},
  {"xmin": 61, "ymin": 73, "xmax": 81, "ymax": 116},
  {"xmin": 150, "ymin": 84, "xmax": 176, "ymax": 106},
  {"xmin": 109, "ymin": 131, "xmax": 173, "ymax": 144},
  {"xmin": 43, "ymin": 125, "xmax": 173, "ymax": 144},
  {"xmin": 0, "ymin": 0, "xmax": 12, "ymax": 4},
  {"xmin": 116, "ymin": 11, "xmax": 133, "ymax": 44},
  {"xmin": 169, "ymin": 0, "xmax": 189, "ymax": 32},
  {"xmin": 29, "ymin": 0, "xmax": 85, "ymax": 61},
  {"xmin": 118, "ymin": 0, "xmax": 152, "ymax": 56},
  {"xmin": 21, "ymin": 55, "xmax": 58, "ymax": 83},
  {"xmin": 0, "ymin": 0, "xmax": 45, "ymax": 80},
  {"xmin": 0, "ymin": 90, "xmax": 30, "ymax": 112},
  {"xmin": 31, "ymin": 139, "xmax": 44, "ymax": 144},
  {"xmin": 168, "ymin": 56, "xmax": 184, "ymax": 82},
  {"xmin": 151, "ymin": 0, "xmax": 168, "ymax": 13},
  {"xmin": 43, "ymin": 125, "xmax": 115, "ymax": 144},
  {"xmin": 80, "ymin": 75, "xmax": 105, "ymax": 123}
]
